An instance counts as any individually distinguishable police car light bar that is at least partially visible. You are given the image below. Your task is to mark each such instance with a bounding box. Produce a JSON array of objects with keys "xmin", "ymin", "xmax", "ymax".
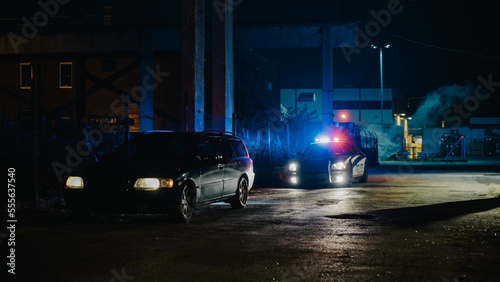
[
  {"xmin": 315, "ymin": 136, "xmax": 331, "ymax": 143},
  {"xmin": 314, "ymin": 136, "xmax": 341, "ymax": 143}
]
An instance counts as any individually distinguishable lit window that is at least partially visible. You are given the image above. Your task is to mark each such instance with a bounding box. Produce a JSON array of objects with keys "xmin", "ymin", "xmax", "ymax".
[
  {"xmin": 20, "ymin": 63, "xmax": 33, "ymax": 89},
  {"xmin": 59, "ymin": 62, "xmax": 73, "ymax": 88}
]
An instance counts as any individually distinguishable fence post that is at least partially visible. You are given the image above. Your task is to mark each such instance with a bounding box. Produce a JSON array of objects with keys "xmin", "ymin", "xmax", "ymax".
[
  {"xmin": 125, "ymin": 95, "xmax": 130, "ymax": 141},
  {"xmin": 304, "ymin": 124, "xmax": 307, "ymax": 151},
  {"xmin": 233, "ymin": 113, "xmax": 236, "ymax": 135},
  {"xmin": 268, "ymin": 120, "xmax": 271, "ymax": 166},
  {"xmin": 31, "ymin": 67, "xmax": 39, "ymax": 209},
  {"xmin": 286, "ymin": 122, "xmax": 290, "ymax": 156}
]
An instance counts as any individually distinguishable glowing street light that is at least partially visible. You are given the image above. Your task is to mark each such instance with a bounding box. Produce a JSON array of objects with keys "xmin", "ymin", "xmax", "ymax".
[{"xmin": 371, "ymin": 44, "xmax": 390, "ymax": 130}]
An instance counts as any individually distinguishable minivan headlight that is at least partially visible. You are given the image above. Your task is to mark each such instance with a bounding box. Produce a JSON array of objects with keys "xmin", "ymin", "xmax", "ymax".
[
  {"xmin": 66, "ymin": 176, "xmax": 84, "ymax": 189},
  {"xmin": 133, "ymin": 178, "xmax": 174, "ymax": 190}
]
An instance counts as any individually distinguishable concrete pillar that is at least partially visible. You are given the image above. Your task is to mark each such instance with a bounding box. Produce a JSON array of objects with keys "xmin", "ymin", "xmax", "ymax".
[
  {"xmin": 181, "ymin": 0, "xmax": 205, "ymax": 132},
  {"xmin": 321, "ymin": 26, "xmax": 333, "ymax": 128},
  {"xmin": 211, "ymin": 0, "xmax": 234, "ymax": 133},
  {"xmin": 224, "ymin": 1, "xmax": 234, "ymax": 133},
  {"xmin": 211, "ymin": 1, "xmax": 226, "ymax": 131},
  {"xmin": 139, "ymin": 31, "xmax": 154, "ymax": 132}
]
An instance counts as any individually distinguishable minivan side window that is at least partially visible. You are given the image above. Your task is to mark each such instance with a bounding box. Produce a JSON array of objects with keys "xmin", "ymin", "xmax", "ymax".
[
  {"xmin": 199, "ymin": 140, "xmax": 216, "ymax": 159},
  {"xmin": 212, "ymin": 138, "xmax": 234, "ymax": 159},
  {"xmin": 228, "ymin": 139, "xmax": 248, "ymax": 158}
]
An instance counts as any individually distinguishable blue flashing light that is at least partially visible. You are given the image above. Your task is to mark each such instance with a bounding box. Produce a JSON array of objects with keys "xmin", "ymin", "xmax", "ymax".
[
  {"xmin": 314, "ymin": 136, "xmax": 343, "ymax": 143},
  {"xmin": 315, "ymin": 136, "xmax": 331, "ymax": 143}
]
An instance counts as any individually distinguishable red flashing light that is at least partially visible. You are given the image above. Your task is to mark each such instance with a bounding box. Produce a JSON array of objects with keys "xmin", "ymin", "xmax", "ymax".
[{"xmin": 333, "ymin": 137, "xmax": 340, "ymax": 142}]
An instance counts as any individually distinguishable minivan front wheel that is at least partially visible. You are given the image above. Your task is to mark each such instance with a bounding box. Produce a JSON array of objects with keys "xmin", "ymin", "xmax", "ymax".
[
  {"xmin": 230, "ymin": 177, "xmax": 248, "ymax": 209},
  {"xmin": 170, "ymin": 184, "xmax": 194, "ymax": 223}
]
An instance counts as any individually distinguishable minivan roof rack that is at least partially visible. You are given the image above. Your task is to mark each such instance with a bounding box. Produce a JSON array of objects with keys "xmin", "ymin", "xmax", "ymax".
[
  {"xmin": 143, "ymin": 130, "xmax": 175, "ymax": 134},
  {"xmin": 202, "ymin": 130, "xmax": 234, "ymax": 136}
]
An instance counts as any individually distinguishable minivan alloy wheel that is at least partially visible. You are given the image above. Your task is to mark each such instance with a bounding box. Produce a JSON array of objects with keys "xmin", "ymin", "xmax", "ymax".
[{"xmin": 230, "ymin": 177, "xmax": 248, "ymax": 208}]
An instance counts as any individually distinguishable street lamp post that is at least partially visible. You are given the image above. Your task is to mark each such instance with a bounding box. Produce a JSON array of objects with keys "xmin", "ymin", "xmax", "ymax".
[{"xmin": 371, "ymin": 44, "xmax": 390, "ymax": 131}]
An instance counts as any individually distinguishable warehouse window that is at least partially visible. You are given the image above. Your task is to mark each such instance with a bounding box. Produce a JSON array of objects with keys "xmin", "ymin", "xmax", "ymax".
[
  {"xmin": 59, "ymin": 62, "xmax": 73, "ymax": 88},
  {"xmin": 298, "ymin": 92, "xmax": 315, "ymax": 102},
  {"xmin": 20, "ymin": 63, "xmax": 33, "ymax": 89}
]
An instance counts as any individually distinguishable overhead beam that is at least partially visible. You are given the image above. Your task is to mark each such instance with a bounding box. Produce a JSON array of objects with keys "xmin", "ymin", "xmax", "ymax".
[
  {"xmin": 85, "ymin": 73, "xmax": 180, "ymax": 126},
  {"xmin": 48, "ymin": 60, "xmax": 140, "ymax": 117},
  {"xmin": 0, "ymin": 23, "xmax": 356, "ymax": 54},
  {"xmin": 0, "ymin": 83, "xmax": 31, "ymax": 106},
  {"xmin": 235, "ymin": 24, "xmax": 356, "ymax": 49}
]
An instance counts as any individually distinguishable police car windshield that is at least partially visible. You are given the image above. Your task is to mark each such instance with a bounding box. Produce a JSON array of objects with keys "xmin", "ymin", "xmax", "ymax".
[{"xmin": 303, "ymin": 143, "xmax": 354, "ymax": 158}]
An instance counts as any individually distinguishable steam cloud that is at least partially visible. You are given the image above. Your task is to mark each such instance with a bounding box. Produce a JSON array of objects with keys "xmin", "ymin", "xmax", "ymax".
[
  {"xmin": 362, "ymin": 83, "xmax": 473, "ymax": 160},
  {"xmin": 411, "ymin": 83, "xmax": 473, "ymax": 128},
  {"xmin": 362, "ymin": 124, "xmax": 403, "ymax": 160}
]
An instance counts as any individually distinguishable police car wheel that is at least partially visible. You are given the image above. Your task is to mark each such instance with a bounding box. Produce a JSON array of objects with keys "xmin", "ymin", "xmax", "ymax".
[
  {"xmin": 359, "ymin": 167, "xmax": 368, "ymax": 183},
  {"xmin": 345, "ymin": 168, "xmax": 353, "ymax": 187}
]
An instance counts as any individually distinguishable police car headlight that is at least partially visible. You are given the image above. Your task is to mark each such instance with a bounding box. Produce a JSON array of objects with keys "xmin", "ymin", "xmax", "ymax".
[
  {"xmin": 288, "ymin": 162, "xmax": 298, "ymax": 172},
  {"xmin": 333, "ymin": 162, "xmax": 346, "ymax": 170}
]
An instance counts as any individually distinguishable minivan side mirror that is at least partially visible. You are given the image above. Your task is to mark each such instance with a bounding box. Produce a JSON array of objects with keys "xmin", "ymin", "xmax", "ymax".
[{"xmin": 202, "ymin": 154, "xmax": 217, "ymax": 162}]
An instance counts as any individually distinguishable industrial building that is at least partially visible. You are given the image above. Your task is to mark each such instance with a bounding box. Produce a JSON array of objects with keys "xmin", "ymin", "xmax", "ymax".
[
  {"xmin": 0, "ymin": 0, "xmax": 357, "ymax": 136},
  {"xmin": 280, "ymin": 87, "xmax": 394, "ymax": 125}
]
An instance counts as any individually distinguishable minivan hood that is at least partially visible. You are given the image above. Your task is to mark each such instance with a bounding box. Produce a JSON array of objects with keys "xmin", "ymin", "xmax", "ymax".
[{"xmin": 82, "ymin": 159, "xmax": 193, "ymax": 180}]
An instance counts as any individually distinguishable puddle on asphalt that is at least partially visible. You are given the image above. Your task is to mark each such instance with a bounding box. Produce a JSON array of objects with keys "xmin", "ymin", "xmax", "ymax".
[
  {"xmin": 316, "ymin": 199, "xmax": 342, "ymax": 205},
  {"xmin": 326, "ymin": 214, "xmax": 376, "ymax": 220}
]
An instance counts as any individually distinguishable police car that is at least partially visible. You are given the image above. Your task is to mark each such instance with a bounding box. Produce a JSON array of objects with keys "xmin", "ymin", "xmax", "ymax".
[{"xmin": 287, "ymin": 137, "xmax": 368, "ymax": 187}]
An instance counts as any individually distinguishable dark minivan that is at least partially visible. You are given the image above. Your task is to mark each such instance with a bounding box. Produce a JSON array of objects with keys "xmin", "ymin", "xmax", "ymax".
[{"xmin": 64, "ymin": 131, "xmax": 255, "ymax": 223}]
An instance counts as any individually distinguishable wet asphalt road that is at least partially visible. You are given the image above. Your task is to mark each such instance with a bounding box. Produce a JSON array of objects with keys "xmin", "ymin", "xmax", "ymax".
[{"xmin": 13, "ymin": 165, "xmax": 500, "ymax": 282}]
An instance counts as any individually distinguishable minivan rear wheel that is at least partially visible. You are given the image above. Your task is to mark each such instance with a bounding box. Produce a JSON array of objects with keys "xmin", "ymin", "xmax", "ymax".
[{"xmin": 230, "ymin": 177, "xmax": 248, "ymax": 209}]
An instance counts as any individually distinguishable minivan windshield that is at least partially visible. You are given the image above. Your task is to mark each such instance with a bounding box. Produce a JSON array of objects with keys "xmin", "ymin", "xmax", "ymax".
[{"xmin": 109, "ymin": 134, "xmax": 198, "ymax": 161}]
